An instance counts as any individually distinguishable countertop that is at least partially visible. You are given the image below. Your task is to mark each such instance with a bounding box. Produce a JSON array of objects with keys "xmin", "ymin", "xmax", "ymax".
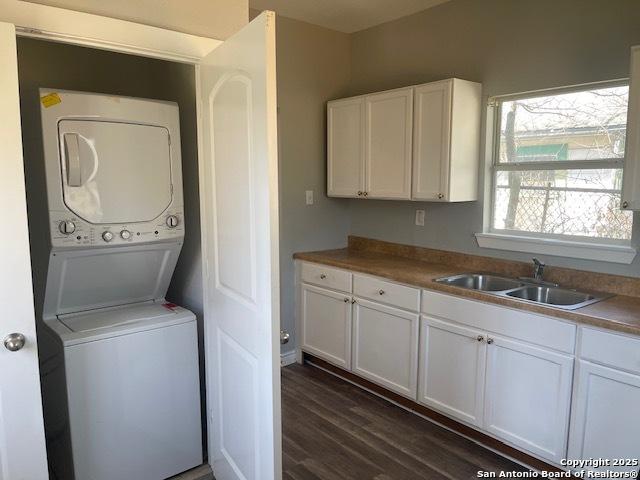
[{"xmin": 294, "ymin": 248, "xmax": 640, "ymax": 337}]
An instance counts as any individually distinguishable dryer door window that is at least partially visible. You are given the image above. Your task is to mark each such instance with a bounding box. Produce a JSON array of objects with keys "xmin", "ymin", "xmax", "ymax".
[{"xmin": 57, "ymin": 120, "xmax": 173, "ymax": 224}]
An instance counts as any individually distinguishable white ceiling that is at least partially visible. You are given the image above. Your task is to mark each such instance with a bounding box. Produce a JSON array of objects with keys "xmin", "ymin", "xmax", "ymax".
[{"xmin": 250, "ymin": 0, "xmax": 451, "ymax": 33}]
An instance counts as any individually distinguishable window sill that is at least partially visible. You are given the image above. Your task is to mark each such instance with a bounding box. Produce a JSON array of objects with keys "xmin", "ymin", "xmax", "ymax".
[{"xmin": 474, "ymin": 233, "xmax": 637, "ymax": 264}]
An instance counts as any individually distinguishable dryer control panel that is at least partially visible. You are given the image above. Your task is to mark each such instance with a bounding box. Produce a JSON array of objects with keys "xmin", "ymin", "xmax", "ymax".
[{"xmin": 49, "ymin": 208, "xmax": 184, "ymax": 248}]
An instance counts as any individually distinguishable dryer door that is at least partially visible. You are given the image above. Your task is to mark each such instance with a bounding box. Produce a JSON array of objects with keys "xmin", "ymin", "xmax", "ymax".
[{"xmin": 58, "ymin": 120, "xmax": 173, "ymax": 224}]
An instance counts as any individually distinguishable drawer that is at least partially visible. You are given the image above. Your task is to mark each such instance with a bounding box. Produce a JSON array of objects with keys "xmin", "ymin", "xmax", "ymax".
[
  {"xmin": 300, "ymin": 262, "xmax": 352, "ymax": 293},
  {"xmin": 354, "ymin": 274, "xmax": 420, "ymax": 311},
  {"xmin": 422, "ymin": 290, "xmax": 576, "ymax": 353},
  {"xmin": 580, "ymin": 327, "xmax": 640, "ymax": 375}
]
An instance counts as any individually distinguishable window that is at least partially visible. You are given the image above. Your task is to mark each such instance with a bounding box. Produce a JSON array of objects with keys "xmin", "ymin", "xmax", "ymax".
[{"xmin": 489, "ymin": 83, "xmax": 632, "ymax": 245}]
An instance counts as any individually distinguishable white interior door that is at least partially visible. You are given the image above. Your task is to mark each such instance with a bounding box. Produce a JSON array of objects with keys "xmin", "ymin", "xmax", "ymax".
[
  {"xmin": 198, "ymin": 11, "xmax": 281, "ymax": 480},
  {"xmin": 0, "ymin": 22, "xmax": 49, "ymax": 480}
]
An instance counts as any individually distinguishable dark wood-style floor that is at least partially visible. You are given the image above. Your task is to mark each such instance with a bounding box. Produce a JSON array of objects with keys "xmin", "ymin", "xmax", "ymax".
[{"xmin": 281, "ymin": 363, "xmax": 528, "ymax": 480}]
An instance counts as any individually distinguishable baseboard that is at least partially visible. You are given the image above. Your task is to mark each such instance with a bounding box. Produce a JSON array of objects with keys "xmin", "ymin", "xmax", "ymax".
[{"xmin": 280, "ymin": 350, "xmax": 297, "ymax": 367}]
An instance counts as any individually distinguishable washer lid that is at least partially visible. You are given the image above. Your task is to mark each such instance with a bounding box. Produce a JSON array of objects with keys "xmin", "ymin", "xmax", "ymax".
[
  {"xmin": 58, "ymin": 119, "xmax": 173, "ymax": 225},
  {"xmin": 59, "ymin": 303, "xmax": 177, "ymax": 333},
  {"xmin": 42, "ymin": 242, "xmax": 181, "ymax": 318}
]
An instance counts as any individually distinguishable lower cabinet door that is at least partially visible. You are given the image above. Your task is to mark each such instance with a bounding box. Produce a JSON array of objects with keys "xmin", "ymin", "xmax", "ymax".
[
  {"xmin": 568, "ymin": 360, "xmax": 640, "ymax": 474},
  {"xmin": 418, "ymin": 316, "xmax": 486, "ymax": 427},
  {"xmin": 300, "ymin": 283, "xmax": 352, "ymax": 369},
  {"xmin": 352, "ymin": 298, "xmax": 419, "ymax": 398},
  {"xmin": 484, "ymin": 335, "xmax": 573, "ymax": 463}
]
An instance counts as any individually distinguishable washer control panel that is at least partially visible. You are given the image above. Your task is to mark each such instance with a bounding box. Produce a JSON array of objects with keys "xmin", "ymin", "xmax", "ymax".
[{"xmin": 49, "ymin": 208, "xmax": 185, "ymax": 248}]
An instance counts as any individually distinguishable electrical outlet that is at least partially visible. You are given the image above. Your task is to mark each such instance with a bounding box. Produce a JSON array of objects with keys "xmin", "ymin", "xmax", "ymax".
[
  {"xmin": 415, "ymin": 209, "xmax": 425, "ymax": 226},
  {"xmin": 305, "ymin": 190, "xmax": 314, "ymax": 205}
]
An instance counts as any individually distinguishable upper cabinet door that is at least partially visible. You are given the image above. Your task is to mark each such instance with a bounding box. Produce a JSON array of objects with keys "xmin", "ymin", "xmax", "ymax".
[
  {"xmin": 365, "ymin": 88, "xmax": 413, "ymax": 199},
  {"xmin": 622, "ymin": 46, "xmax": 640, "ymax": 210},
  {"xmin": 327, "ymin": 97, "xmax": 365, "ymax": 197},
  {"xmin": 198, "ymin": 11, "xmax": 281, "ymax": 480},
  {"xmin": 412, "ymin": 81, "xmax": 452, "ymax": 201}
]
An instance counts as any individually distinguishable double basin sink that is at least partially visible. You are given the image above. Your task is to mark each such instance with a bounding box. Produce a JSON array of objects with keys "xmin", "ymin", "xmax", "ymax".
[{"xmin": 434, "ymin": 273, "xmax": 609, "ymax": 310}]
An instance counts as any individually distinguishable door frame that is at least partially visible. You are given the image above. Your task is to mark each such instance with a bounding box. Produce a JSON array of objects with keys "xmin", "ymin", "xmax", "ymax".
[
  {"xmin": 0, "ymin": 1, "xmax": 221, "ymax": 63},
  {"xmin": 0, "ymin": 1, "xmax": 265, "ymax": 471}
]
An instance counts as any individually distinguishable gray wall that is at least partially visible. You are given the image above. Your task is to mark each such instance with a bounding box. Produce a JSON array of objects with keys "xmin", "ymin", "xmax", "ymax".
[
  {"xmin": 346, "ymin": 0, "xmax": 640, "ymax": 277},
  {"xmin": 16, "ymin": 37, "xmax": 206, "ymax": 447},
  {"xmin": 273, "ymin": 15, "xmax": 352, "ymax": 354}
]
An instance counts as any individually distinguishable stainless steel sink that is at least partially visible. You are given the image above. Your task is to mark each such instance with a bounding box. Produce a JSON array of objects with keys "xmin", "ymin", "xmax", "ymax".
[
  {"xmin": 435, "ymin": 274, "xmax": 524, "ymax": 292},
  {"xmin": 434, "ymin": 273, "xmax": 610, "ymax": 310},
  {"xmin": 504, "ymin": 285, "xmax": 607, "ymax": 310}
]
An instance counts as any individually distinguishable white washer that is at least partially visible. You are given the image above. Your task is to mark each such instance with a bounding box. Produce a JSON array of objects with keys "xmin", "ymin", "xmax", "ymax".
[{"xmin": 36, "ymin": 89, "xmax": 202, "ymax": 480}]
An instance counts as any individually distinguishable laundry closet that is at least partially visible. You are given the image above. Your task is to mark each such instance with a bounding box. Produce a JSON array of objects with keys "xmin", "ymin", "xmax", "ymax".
[{"xmin": 17, "ymin": 37, "xmax": 205, "ymax": 479}]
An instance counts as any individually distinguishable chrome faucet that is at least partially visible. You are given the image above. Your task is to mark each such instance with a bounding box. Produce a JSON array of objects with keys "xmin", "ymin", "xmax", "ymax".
[
  {"xmin": 518, "ymin": 258, "xmax": 558, "ymax": 287},
  {"xmin": 532, "ymin": 258, "xmax": 545, "ymax": 281}
]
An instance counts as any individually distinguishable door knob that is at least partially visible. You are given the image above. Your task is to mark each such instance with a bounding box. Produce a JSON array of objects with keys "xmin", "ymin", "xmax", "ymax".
[
  {"xmin": 280, "ymin": 330, "xmax": 290, "ymax": 345},
  {"xmin": 4, "ymin": 333, "xmax": 26, "ymax": 352}
]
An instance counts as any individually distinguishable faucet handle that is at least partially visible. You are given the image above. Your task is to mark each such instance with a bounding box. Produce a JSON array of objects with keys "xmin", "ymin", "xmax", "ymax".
[{"xmin": 533, "ymin": 257, "xmax": 545, "ymax": 267}]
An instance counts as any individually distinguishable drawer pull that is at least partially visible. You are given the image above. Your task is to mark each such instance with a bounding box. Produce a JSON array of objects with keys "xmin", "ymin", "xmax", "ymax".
[
  {"xmin": 378, "ymin": 289, "xmax": 385, "ymax": 295},
  {"xmin": 476, "ymin": 335, "xmax": 484, "ymax": 342},
  {"xmin": 320, "ymin": 274, "xmax": 327, "ymax": 279}
]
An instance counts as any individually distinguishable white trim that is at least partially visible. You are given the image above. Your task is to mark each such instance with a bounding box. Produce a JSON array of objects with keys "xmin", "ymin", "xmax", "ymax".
[
  {"xmin": 0, "ymin": 1, "xmax": 221, "ymax": 63},
  {"xmin": 475, "ymin": 232, "xmax": 637, "ymax": 264},
  {"xmin": 280, "ymin": 351, "xmax": 297, "ymax": 367}
]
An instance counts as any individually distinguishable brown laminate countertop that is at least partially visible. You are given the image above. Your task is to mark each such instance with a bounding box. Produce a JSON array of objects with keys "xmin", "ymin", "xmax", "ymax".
[{"xmin": 294, "ymin": 247, "xmax": 640, "ymax": 337}]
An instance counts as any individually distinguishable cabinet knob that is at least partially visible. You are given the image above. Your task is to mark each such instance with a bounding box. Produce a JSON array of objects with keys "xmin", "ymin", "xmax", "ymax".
[
  {"xmin": 351, "ymin": 298, "xmax": 356, "ymax": 304},
  {"xmin": 344, "ymin": 297, "xmax": 350, "ymax": 303},
  {"xmin": 378, "ymin": 289, "xmax": 385, "ymax": 295},
  {"xmin": 437, "ymin": 193, "xmax": 444, "ymax": 199},
  {"xmin": 487, "ymin": 338, "xmax": 494, "ymax": 345},
  {"xmin": 622, "ymin": 201, "xmax": 629, "ymax": 209},
  {"xmin": 476, "ymin": 335, "xmax": 484, "ymax": 342},
  {"xmin": 363, "ymin": 191, "xmax": 368, "ymax": 197},
  {"xmin": 357, "ymin": 191, "xmax": 363, "ymax": 196},
  {"xmin": 320, "ymin": 274, "xmax": 327, "ymax": 279}
]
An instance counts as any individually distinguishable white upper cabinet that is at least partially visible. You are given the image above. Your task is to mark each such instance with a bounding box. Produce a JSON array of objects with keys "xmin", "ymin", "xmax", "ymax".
[
  {"xmin": 327, "ymin": 78, "xmax": 481, "ymax": 202},
  {"xmin": 622, "ymin": 46, "xmax": 640, "ymax": 210},
  {"xmin": 364, "ymin": 88, "xmax": 413, "ymax": 199},
  {"xmin": 327, "ymin": 97, "xmax": 365, "ymax": 197},
  {"xmin": 413, "ymin": 79, "xmax": 481, "ymax": 202}
]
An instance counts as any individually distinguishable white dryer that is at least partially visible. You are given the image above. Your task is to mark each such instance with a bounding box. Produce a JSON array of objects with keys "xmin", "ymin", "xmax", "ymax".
[{"xmin": 37, "ymin": 89, "xmax": 202, "ymax": 480}]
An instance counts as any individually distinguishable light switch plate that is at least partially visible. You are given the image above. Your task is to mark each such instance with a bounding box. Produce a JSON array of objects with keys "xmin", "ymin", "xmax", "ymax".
[
  {"xmin": 305, "ymin": 190, "xmax": 314, "ymax": 205},
  {"xmin": 415, "ymin": 209, "xmax": 425, "ymax": 226}
]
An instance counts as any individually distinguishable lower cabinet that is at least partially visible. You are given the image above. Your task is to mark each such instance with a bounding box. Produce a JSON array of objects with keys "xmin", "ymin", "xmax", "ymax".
[
  {"xmin": 300, "ymin": 283, "xmax": 352, "ymax": 369},
  {"xmin": 484, "ymin": 335, "xmax": 573, "ymax": 464},
  {"xmin": 417, "ymin": 316, "xmax": 573, "ymax": 463},
  {"xmin": 418, "ymin": 316, "xmax": 486, "ymax": 427},
  {"xmin": 352, "ymin": 298, "xmax": 419, "ymax": 398},
  {"xmin": 568, "ymin": 360, "xmax": 640, "ymax": 473}
]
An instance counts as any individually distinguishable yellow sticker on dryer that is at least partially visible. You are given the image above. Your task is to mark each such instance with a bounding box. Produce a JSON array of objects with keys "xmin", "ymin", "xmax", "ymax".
[{"xmin": 40, "ymin": 93, "xmax": 61, "ymax": 108}]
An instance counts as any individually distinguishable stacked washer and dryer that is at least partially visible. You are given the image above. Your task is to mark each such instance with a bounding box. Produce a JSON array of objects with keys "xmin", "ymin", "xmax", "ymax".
[{"xmin": 36, "ymin": 90, "xmax": 202, "ymax": 480}]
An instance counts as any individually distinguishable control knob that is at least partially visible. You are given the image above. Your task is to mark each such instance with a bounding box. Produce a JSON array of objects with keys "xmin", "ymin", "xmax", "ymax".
[
  {"xmin": 120, "ymin": 229, "xmax": 131, "ymax": 240},
  {"xmin": 102, "ymin": 231, "xmax": 114, "ymax": 242},
  {"xmin": 166, "ymin": 215, "xmax": 179, "ymax": 228},
  {"xmin": 58, "ymin": 220, "xmax": 76, "ymax": 235}
]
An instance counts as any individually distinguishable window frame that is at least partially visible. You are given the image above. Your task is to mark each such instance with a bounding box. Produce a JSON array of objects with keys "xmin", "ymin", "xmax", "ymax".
[{"xmin": 477, "ymin": 79, "xmax": 637, "ymax": 264}]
